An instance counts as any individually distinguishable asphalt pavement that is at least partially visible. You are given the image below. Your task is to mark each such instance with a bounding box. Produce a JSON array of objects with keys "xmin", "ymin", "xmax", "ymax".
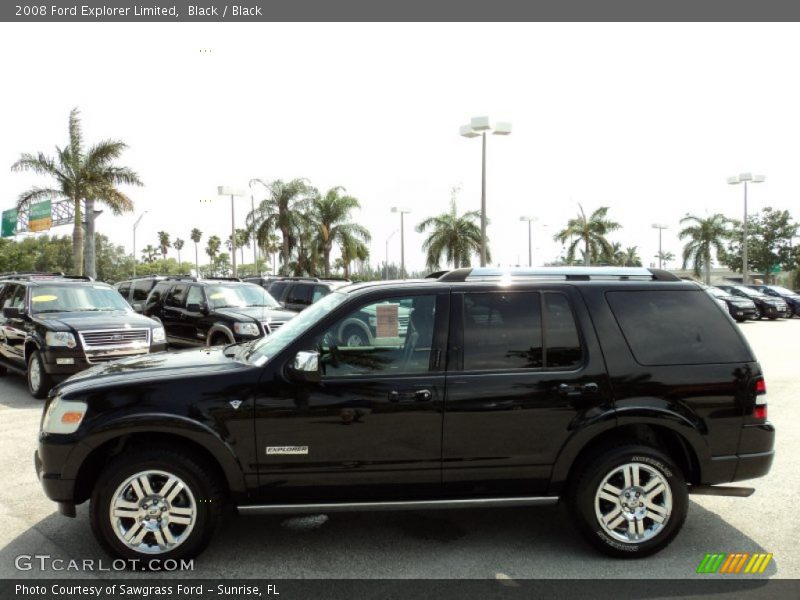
[{"xmin": 0, "ymin": 319, "xmax": 797, "ymax": 580}]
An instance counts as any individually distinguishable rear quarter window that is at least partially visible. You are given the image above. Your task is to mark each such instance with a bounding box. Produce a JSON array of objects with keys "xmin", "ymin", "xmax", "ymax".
[{"xmin": 606, "ymin": 290, "xmax": 753, "ymax": 366}]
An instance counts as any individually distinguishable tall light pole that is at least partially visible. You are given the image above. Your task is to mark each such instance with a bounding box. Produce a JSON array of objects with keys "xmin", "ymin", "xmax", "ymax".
[
  {"xmin": 519, "ymin": 216, "xmax": 536, "ymax": 267},
  {"xmin": 728, "ymin": 173, "xmax": 765, "ymax": 284},
  {"xmin": 652, "ymin": 223, "xmax": 668, "ymax": 269},
  {"xmin": 460, "ymin": 116, "xmax": 512, "ymax": 267},
  {"xmin": 248, "ymin": 179, "xmax": 260, "ymax": 272},
  {"xmin": 385, "ymin": 229, "xmax": 398, "ymax": 280},
  {"xmin": 390, "ymin": 207, "xmax": 411, "ymax": 278},
  {"xmin": 132, "ymin": 210, "xmax": 148, "ymax": 277},
  {"xmin": 218, "ymin": 186, "xmax": 245, "ymax": 277}
]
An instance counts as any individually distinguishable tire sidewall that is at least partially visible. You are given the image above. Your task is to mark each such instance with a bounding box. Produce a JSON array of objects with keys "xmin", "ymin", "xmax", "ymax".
[
  {"xmin": 91, "ymin": 453, "xmax": 218, "ymax": 563},
  {"xmin": 573, "ymin": 446, "xmax": 688, "ymax": 558},
  {"xmin": 27, "ymin": 350, "xmax": 48, "ymax": 399}
]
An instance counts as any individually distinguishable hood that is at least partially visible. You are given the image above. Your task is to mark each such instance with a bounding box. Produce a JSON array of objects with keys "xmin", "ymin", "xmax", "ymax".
[
  {"xmin": 35, "ymin": 310, "xmax": 158, "ymax": 332},
  {"xmin": 214, "ymin": 306, "xmax": 296, "ymax": 322},
  {"xmin": 57, "ymin": 345, "xmax": 251, "ymax": 394}
]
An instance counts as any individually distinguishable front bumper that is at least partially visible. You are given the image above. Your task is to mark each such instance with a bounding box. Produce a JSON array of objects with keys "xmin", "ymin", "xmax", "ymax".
[
  {"xmin": 41, "ymin": 343, "xmax": 168, "ymax": 377},
  {"xmin": 35, "ymin": 448, "xmax": 76, "ymax": 516}
]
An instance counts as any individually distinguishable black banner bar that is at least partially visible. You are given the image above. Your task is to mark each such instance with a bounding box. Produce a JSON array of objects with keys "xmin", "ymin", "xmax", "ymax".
[{"xmin": 3, "ymin": 0, "xmax": 800, "ymax": 23}]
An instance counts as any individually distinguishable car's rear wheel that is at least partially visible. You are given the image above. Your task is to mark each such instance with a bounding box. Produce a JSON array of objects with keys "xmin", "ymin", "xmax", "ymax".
[
  {"xmin": 342, "ymin": 326, "xmax": 368, "ymax": 347},
  {"xmin": 90, "ymin": 445, "xmax": 223, "ymax": 563},
  {"xmin": 27, "ymin": 350, "xmax": 53, "ymax": 399},
  {"xmin": 569, "ymin": 444, "xmax": 688, "ymax": 558}
]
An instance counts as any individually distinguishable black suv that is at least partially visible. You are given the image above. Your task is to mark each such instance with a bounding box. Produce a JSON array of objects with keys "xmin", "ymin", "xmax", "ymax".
[
  {"xmin": 716, "ymin": 284, "xmax": 790, "ymax": 320},
  {"xmin": 35, "ymin": 267, "xmax": 774, "ymax": 561},
  {"xmin": 143, "ymin": 278, "xmax": 296, "ymax": 347},
  {"xmin": 265, "ymin": 277, "xmax": 351, "ymax": 312},
  {"xmin": 115, "ymin": 276, "xmax": 193, "ymax": 314},
  {"xmin": 703, "ymin": 285, "xmax": 757, "ymax": 322},
  {"xmin": 0, "ymin": 274, "xmax": 166, "ymax": 398},
  {"xmin": 747, "ymin": 284, "xmax": 800, "ymax": 317}
]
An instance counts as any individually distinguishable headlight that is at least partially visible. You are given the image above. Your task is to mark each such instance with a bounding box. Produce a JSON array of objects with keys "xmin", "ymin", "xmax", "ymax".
[
  {"xmin": 151, "ymin": 326, "xmax": 166, "ymax": 343},
  {"xmin": 45, "ymin": 332, "xmax": 76, "ymax": 348},
  {"xmin": 42, "ymin": 397, "xmax": 87, "ymax": 435},
  {"xmin": 233, "ymin": 322, "xmax": 260, "ymax": 337}
]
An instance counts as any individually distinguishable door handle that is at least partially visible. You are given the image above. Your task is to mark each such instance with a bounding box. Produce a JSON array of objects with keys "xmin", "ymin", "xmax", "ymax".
[
  {"xmin": 388, "ymin": 389, "xmax": 433, "ymax": 403},
  {"xmin": 558, "ymin": 382, "xmax": 599, "ymax": 398}
]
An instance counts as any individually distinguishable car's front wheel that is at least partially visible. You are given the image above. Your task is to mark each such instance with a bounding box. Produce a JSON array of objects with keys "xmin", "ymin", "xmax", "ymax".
[
  {"xmin": 27, "ymin": 350, "xmax": 53, "ymax": 399},
  {"xmin": 753, "ymin": 307, "xmax": 762, "ymax": 320},
  {"xmin": 90, "ymin": 445, "xmax": 223, "ymax": 563},
  {"xmin": 570, "ymin": 444, "xmax": 688, "ymax": 558}
]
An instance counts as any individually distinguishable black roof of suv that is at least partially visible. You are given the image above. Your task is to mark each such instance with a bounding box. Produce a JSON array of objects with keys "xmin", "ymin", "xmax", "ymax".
[
  {"xmin": 34, "ymin": 266, "xmax": 774, "ymax": 562},
  {"xmin": 143, "ymin": 278, "xmax": 295, "ymax": 347},
  {"xmin": 0, "ymin": 273, "xmax": 166, "ymax": 398}
]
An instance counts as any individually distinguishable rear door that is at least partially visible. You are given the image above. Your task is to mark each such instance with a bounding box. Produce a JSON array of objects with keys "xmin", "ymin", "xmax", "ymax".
[
  {"xmin": 162, "ymin": 284, "xmax": 188, "ymax": 344},
  {"xmin": 442, "ymin": 286, "xmax": 611, "ymax": 496},
  {"xmin": 0, "ymin": 284, "xmax": 27, "ymax": 364}
]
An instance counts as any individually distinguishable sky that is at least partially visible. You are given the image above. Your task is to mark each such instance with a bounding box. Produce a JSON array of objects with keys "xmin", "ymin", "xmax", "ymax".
[{"xmin": 1, "ymin": 22, "xmax": 799, "ymax": 273}]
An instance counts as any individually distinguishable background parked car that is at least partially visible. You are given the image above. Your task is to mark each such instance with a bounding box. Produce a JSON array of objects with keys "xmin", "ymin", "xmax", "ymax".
[
  {"xmin": 747, "ymin": 285, "xmax": 800, "ymax": 317},
  {"xmin": 144, "ymin": 278, "xmax": 295, "ymax": 347},
  {"xmin": 116, "ymin": 275, "xmax": 194, "ymax": 313},
  {"xmin": 703, "ymin": 285, "xmax": 757, "ymax": 322},
  {"xmin": 716, "ymin": 284, "xmax": 790, "ymax": 320},
  {"xmin": 265, "ymin": 277, "xmax": 351, "ymax": 312}
]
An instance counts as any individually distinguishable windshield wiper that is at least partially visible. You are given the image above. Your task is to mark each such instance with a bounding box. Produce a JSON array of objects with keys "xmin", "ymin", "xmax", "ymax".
[{"xmin": 34, "ymin": 309, "xmax": 72, "ymax": 314}]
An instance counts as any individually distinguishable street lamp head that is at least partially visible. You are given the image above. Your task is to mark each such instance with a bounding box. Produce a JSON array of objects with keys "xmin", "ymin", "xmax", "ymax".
[
  {"xmin": 459, "ymin": 124, "xmax": 479, "ymax": 138},
  {"xmin": 218, "ymin": 186, "xmax": 245, "ymax": 196},
  {"xmin": 652, "ymin": 223, "xmax": 668, "ymax": 229},
  {"xmin": 520, "ymin": 216, "xmax": 536, "ymax": 222},
  {"xmin": 391, "ymin": 206, "xmax": 411, "ymax": 214},
  {"xmin": 738, "ymin": 172, "xmax": 753, "ymax": 182},
  {"xmin": 727, "ymin": 176, "xmax": 741, "ymax": 185},
  {"xmin": 470, "ymin": 116, "xmax": 491, "ymax": 131},
  {"xmin": 753, "ymin": 174, "xmax": 766, "ymax": 183},
  {"xmin": 493, "ymin": 122, "xmax": 512, "ymax": 136}
]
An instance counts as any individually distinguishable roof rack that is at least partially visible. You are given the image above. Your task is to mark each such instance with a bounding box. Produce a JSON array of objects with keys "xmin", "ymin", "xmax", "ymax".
[
  {"xmin": 0, "ymin": 272, "xmax": 93, "ymax": 282},
  {"xmin": 437, "ymin": 267, "xmax": 681, "ymax": 283},
  {"xmin": 204, "ymin": 276, "xmax": 242, "ymax": 282}
]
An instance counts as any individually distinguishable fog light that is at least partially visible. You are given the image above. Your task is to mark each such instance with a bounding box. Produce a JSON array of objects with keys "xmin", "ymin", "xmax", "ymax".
[{"xmin": 56, "ymin": 358, "xmax": 75, "ymax": 365}]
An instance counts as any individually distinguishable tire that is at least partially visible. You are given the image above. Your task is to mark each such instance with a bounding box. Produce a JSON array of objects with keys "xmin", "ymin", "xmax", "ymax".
[
  {"xmin": 90, "ymin": 444, "xmax": 224, "ymax": 563},
  {"xmin": 342, "ymin": 325, "xmax": 368, "ymax": 347},
  {"xmin": 27, "ymin": 350, "xmax": 53, "ymax": 399},
  {"xmin": 569, "ymin": 444, "xmax": 688, "ymax": 558},
  {"xmin": 208, "ymin": 333, "xmax": 230, "ymax": 347},
  {"xmin": 753, "ymin": 307, "xmax": 762, "ymax": 320}
]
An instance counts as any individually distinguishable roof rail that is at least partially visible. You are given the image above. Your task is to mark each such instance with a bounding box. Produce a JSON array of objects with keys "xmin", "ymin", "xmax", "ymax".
[
  {"xmin": 274, "ymin": 276, "xmax": 320, "ymax": 282},
  {"xmin": 0, "ymin": 272, "xmax": 93, "ymax": 282},
  {"xmin": 438, "ymin": 266, "xmax": 681, "ymax": 283},
  {"xmin": 204, "ymin": 276, "xmax": 242, "ymax": 282}
]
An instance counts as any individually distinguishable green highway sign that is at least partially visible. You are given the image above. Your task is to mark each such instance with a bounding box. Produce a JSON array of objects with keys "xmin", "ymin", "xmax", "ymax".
[
  {"xmin": 29, "ymin": 200, "xmax": 52, "ymax": 232},
  {"xmin": 1, "ymin": 208, "xmax": 17, "ymax": 237}
]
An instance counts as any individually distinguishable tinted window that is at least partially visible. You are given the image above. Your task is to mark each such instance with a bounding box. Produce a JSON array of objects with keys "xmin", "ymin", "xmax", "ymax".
[
  {"xmin": 607, "ymin": 290, "xmax": 752, "ymax": 366},
  {"xmin": 1, "ymin": 284, "xmax": 25, "ymax": 309},
  {"xmin": 544, "ymin": 292, "xmax": 582, "ymax": 368},
  {"xmin": 117, "ymin": 282, "xmax": 131, "ymax": 299},
  {"xmin": 312, "ymin": 285, "xmax": 329, "ymax": 303},
  {"xmin": 166, "ymin": 284, "xmax": 188, "ymax": 307},
  {"xmin": 287, "ymin": 284, "xmax": 313, "ymax": 305},
  {"xmin": 316, "ymin": 295, "xmax": 436, "ymax": 377},
  {"xmin": 267, "ymin": 281, "xmax": 288, "ymax": 301},
  {"xmin": 132, "ymin": 279, "xmax": 155, "ymax": 301},
  {"xmin": 147, "ymin": 282, "xmax": 171, "ymax": 308},
  {"xmin": 463, "ymin": 292, "xmax": 542, "ymax": 371},
  {"xmin": 186, "ymin": 285, "xmax": 205, "ymax": 307}
]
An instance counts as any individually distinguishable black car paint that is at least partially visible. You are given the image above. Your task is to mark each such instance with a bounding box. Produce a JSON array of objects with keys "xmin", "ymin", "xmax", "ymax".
[
  {"xmin": 748, "ymin": 285, "xmax": 800, "ymax": 317},
  {"xmin": 36, "ymin": 279, "xmax": 775, "ymax": 516},
  {"xmin": 716, "ymin": 285, "xmax": 789, "ymax": 319}
]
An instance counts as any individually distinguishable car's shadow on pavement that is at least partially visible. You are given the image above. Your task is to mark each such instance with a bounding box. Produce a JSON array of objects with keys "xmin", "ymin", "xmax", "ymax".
[
  {"xmin": 0, "ymin": 499, "xmax": 776, "ymax": 587},
  {"xmin": 0, "ymin": 376, "xmax": 39, "ymax": 409}
]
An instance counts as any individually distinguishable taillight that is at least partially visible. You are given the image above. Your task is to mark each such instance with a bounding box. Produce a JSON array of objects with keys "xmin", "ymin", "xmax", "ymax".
[
  {"xmin": 754, "ymin": 377, "xmax": 767, "ymax": 420},
  {"xmin": 754, "ymin": 405, "xmax": 768, "ymax": 420},
  {"xmin": 755, "ymin": 379, "xmax": 767, "ymax": 395}
]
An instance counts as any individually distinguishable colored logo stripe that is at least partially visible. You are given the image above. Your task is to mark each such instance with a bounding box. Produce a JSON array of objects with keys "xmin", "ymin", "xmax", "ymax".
[{"xmin": 697, "ymin": 553, "xmax": 772, "ymax": 574}]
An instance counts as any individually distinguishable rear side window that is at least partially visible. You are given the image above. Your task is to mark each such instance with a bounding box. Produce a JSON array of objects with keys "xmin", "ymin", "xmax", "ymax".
[
  {"xmin": 268, "ymin": 281, "xmax": 288, "ymax": 301},
  {"xmin": 166, "ymin": 284, "xmax": 188, "ymax": 307},
  {"xmin": 312, "ymin": 285, "xmax": 329, "ymax": 303},
  {"xmin": 132, "ymin": 279, "xmax": 154, "ymax": 301},
  {"xmin": 544, "ymin": 292, "xmax": 582, "ymax": 368},
  {"xmin": 147, "ymin": 282, "xmax": 172, "ymax": 307},
  {"xmin": 607, "ymin": 290, "xmax": 753, "ymax": 366},
  {"xmin": 117, "ymin": 282, "xmax": 131, "ymax": 299}
]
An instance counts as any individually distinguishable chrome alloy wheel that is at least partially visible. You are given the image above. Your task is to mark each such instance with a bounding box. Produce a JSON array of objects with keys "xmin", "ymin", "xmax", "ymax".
[
  {"xmin": 28, "ymin": 357, "xmax": 41, "ymax": 392},
  {"xmin": 594, "ymin": 462, "xmax": 672, "ymax": 543},
  {"xmin": 109, "ymin": 470, "xmax": 197, "ymax": 554}
]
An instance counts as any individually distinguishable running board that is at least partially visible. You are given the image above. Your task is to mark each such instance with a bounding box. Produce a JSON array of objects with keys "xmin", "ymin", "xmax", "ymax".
[
  {"xmin": 238, "ymin": 496, "xmax": 559, "ymax": 515},
  {"xmin": 688, "ymin": 485, "xmax": 755, "ymax": 497}
]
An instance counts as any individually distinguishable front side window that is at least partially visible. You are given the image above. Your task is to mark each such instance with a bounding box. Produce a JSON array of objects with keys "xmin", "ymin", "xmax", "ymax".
[
  {"xmin": 147, "ymin": 282, "xmax": 171, "ymax": 307},
  {"xmin": 185, "ymin": 285, "xmax": 205, "ymax": 307},
  {"xmin": 205, "ymin": 284, "xmax": 278, "ymax": 309},
  {"xmin": 314, "ymin": 294, "xmax": 437, "ymax": 377},
  {"xmin": 166, "ymin": 284, "xmax": 188, "ymax": 308},
  {"xmin": 132, "ymin": 279, "xmax": 154, "ymax": 301},
  {"xmin": 2, "ymin": 285, "xmax": 25, "ymax": 310}
]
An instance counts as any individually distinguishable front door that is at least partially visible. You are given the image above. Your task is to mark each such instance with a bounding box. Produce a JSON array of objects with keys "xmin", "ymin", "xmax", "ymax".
[
  {"xmin": 442, "ymin": 287, "xmax": 612, "ymax": 496},
  {"xmin": 253, "ymin": 291, "xmax": 449, "ymax": 502}
]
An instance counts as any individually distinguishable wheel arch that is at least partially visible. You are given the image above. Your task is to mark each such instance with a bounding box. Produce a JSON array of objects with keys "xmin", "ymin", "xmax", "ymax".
[{"xmin": 206, "ymin": 323, "xmax": 234, "ymax": 346}]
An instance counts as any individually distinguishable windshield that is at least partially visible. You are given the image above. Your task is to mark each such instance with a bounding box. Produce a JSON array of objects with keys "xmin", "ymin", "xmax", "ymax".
[
  {"xmin": 767, "ymin": 286, "xmax": 797, "ymax": 296},
  {"xmin": 30, "ymin": 285, "xmax": 131, "ymax": 314},
  {"xmin": 733, "ymin": 286, "xmax": 765, "ymax": 298},
  {"xmin": 205, "ymin": 284, "xmax": 279, "ymax": 309},
  {"xmin": 242, "ymin": 291, "xmax": 347, "ymax": 365},
  {"xmin": 707, "ymin": 287, "xmax": 728, "ymax": 299}
]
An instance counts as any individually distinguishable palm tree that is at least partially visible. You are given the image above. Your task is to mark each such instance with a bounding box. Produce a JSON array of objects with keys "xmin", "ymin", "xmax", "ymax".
[
  {"xmin": 655, "ymin": 250, "xmax": 675, "ymax": 268},
  {"xmin": 264, "ymin": 232, "xmax": 280, "ymax": 275},
  {"xmin": 11, "ymin": 107, "xmax": 142, "ymax": 276},
  {"xmin": 416, "ymin": 191, "xmax": 486, "ymax": 271},
  {"xmin": 206, "ymin": 235, "xmax": 221, "ymax": 276},
  {"xmin": 622, "ymin": 246, "xmax": 642, "ymax": 267},
  {"xmin": 141, "ymin": 245, "xmax": 158, "ymax": 264},
  {"xmin": 340, "ymin": 234, "xmax": 370, "ymax": 279},
  {"xmin": 554, "ymin": 205, "xmax": 620, "ymax": 266},
  {"xmin": 311, "ymin": 187, "xmax": 371, "ymax": 277},
  {"xmin": 679, "ymin": 213, "xmax": 732, "ymax": 284},
  {"xmin": 157, "ymin": 231, "xmax": 171, "ymax": 261},
  {"xmin": 247, "ymin": 178, "xmax": 313, "ymax": 275},
  {"xmin": 236, "ymin": 228, "xmax": 249, "ymax": 266},
  {"xmin": 190, "ymin": 228, "xmax": 202, "ymax": 276},
  {"xmin": 173, "ymin": 238, "xmax": 185, "ymax": 269}
]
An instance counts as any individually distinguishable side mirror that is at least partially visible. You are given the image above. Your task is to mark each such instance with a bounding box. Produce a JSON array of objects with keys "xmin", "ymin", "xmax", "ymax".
[
  {"xmin": 2, "ymin": 307, "xmax": 23, "ymax": 318},
  {"xmin": 288, "ymin": 350, "xmax": 321, "ymax": 383},
  {"xmin": 187, "ymin": 302, "xmax": 209, "ymax": 314}
]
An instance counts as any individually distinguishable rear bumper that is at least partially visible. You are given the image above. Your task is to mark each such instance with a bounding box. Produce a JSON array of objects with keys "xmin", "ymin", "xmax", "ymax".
[{"xmin": 703, "ymin": 422, "xmax": 775, "ymax": 484}]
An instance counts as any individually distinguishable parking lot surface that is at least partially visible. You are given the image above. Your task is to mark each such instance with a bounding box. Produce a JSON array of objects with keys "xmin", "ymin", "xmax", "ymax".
[{"xmin": 0, "ymin": 319, "xmax": 797, "ymax": 580}]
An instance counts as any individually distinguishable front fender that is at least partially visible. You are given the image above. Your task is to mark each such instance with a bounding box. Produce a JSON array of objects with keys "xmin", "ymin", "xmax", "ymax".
[{"xmin": 64, "ymin": 413, "xmax": 247, "ymax": 496}]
